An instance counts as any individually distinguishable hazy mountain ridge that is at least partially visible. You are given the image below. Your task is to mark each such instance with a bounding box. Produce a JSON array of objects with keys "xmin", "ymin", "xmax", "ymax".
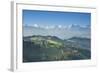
[
  {"xmin": 23, "ymin": 24, "xmax": 90, "ymax": 39},
  {"xmin": 65, "ymin": 37, "xmax": 91, "ymax": 50}
]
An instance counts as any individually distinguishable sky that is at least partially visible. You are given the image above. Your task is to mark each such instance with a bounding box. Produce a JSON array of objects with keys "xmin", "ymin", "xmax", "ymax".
[{"xmin": 23, "ymin": 10, "xmax": 91, "ymax": 27}]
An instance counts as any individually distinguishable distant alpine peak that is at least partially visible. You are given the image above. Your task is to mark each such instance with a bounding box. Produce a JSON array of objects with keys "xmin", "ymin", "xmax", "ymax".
[
  {"xmin": 67, "ymin": 24, "xmax": 78, "ymax": 29},
  {"xmin": 24, "ymin": 24, "xmax": 90, "ymax": 29},
  {"xmin": 67, "ymin": 24, "xmax": 90, "ymax": 30}
]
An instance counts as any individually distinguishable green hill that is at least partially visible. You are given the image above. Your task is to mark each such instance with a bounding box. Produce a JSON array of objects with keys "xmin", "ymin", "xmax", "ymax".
[{"xmin": 23, "ymin": 35, "xmax": 91, "ymax": 62}]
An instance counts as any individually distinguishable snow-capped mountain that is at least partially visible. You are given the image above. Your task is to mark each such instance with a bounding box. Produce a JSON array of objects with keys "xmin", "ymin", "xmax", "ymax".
[{"xmin": 23, "ymin": 24, "xmax": 90, "ymax": 39}]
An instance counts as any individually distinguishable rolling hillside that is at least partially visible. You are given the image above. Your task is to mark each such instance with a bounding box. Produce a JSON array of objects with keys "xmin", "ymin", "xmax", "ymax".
[{"xmin": 23, "ymin": 35, "xmax": 91, "ymax": 62}]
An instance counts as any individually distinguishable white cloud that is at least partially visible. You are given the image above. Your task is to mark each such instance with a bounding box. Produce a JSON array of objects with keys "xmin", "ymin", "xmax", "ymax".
[
  {"xmin": 44, "ymin": 25, "xmax": 55, "ymax": 29},
  {"xmin": 33, "ymin": 24, "xmax": 39, "ymax": 27},
  {"xmin": 45, "ymin": 26, "xmax": 49, "ymax": 29},
  {"xmin": 58, "ymin": 25, "xmax": 62, "ymax": 28}
]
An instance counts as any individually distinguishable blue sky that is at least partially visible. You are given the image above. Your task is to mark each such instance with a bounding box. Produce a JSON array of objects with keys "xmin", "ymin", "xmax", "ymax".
[{"xmin": 23, "ymin": 10, "xmax": 91, "ymax": 27}]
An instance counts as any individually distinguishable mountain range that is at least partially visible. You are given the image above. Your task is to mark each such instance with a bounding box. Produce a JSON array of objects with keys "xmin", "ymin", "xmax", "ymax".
[{"xmin": 23, "ymin": 24, "xmax": 90, "ymax": 39}]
